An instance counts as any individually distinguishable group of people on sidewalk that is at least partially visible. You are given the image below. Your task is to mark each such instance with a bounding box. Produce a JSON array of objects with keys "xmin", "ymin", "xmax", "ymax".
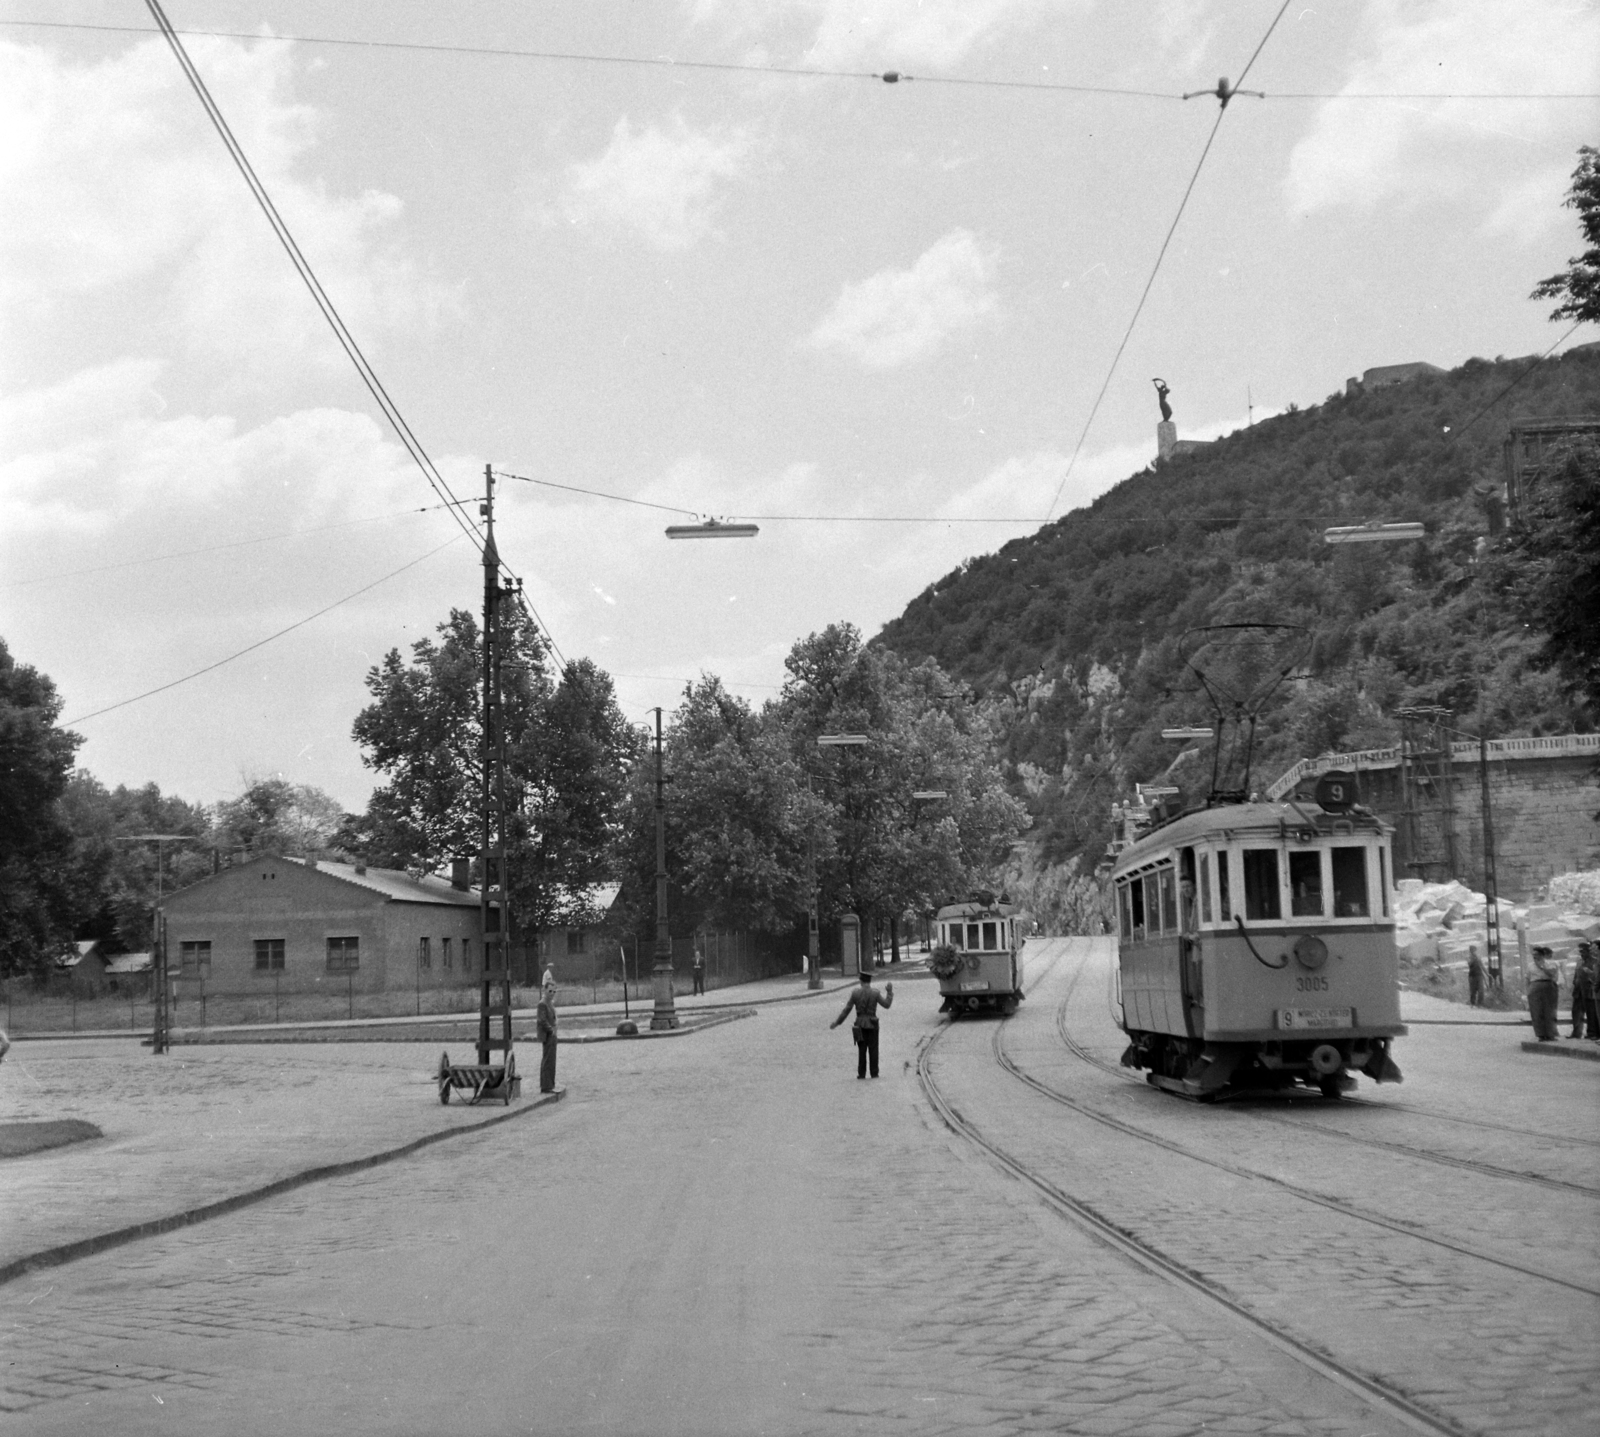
[{"xmin": 1526, "ymin": 940, "xmax": 1600, "ymax": 1042}]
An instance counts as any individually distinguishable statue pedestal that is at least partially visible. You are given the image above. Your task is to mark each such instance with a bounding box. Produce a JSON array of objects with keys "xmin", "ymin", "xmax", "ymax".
[{"xmin": 1157, "ymin": 420, "xmax": 1176, "ymax": 461}]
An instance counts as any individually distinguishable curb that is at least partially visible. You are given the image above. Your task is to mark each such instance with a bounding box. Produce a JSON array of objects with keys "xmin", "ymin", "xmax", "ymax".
[
  {"xmin": 0, "ymin": 1088, "xmax": 566, "ymax": 1291},
  {"xmin": 163, "ymin": 1006, "xmax": 758, "ymax": 1046},
  {"xmin": 1521, "ymin": 1039, "xmax": 1600, "ymax": 1062}
]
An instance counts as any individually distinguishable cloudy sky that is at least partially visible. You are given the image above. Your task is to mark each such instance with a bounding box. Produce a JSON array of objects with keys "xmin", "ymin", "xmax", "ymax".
[{"xmin": 3, "ymin": 1, "xmax": 1596, "ymax": 812}]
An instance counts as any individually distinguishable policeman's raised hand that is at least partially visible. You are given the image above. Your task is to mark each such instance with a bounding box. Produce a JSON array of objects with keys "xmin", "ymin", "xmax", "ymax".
[{"xmin": 886, "ymin": 982, "xmax": 894, "ymax": 995}]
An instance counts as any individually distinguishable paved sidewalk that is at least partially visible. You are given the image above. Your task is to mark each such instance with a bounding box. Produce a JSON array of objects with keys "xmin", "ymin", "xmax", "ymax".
[{"xmin": 0, "ymin": 966, "xmax": 883, "ymax": 1281}]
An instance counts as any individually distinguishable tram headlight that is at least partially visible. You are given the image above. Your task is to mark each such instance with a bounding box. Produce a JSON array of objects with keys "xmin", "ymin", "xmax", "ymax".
[{"xmin": 1293, "ymin": 934, "xmax": 1328, "ymax": 971}]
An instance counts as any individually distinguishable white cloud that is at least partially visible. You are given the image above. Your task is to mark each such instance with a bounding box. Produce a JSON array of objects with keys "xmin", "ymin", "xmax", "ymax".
[
  {"xmin": 807, "ymin": 230, "xmax": 1000, "ymax": 369},
  {"xmin": 692, "ymin": 0, "xmax": 1078, "ymax": 71},
  {"xmin": 556, "ymin": 115, "xmax": 752, "ymax": 250},
  {"xmin": 0, "ymin": 36, "xmax": 453, "ymax": 384},
  {"xmin": 1285, "ymin": 0, "xmax": 1600, "ymax": 215}
]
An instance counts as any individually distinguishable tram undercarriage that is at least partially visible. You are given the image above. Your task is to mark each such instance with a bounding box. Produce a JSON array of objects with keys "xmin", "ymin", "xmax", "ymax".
[{"xmin": 1119, "ymin": 1031, "xmax": 1403, "ymax": 1100}]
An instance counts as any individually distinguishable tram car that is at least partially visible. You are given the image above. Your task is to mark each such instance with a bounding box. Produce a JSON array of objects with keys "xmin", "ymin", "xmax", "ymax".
[
  {"xmin": 931, "ymin": 899, "xmax": 1026, "ymax": 1015},
  {"xmin": 1112, "ymin": 798, "xmax": 1405, "ymax": 1099}
]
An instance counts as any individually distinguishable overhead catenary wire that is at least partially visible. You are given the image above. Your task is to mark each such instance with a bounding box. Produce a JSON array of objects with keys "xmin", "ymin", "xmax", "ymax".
[
  {"xmin": 140, "ymin": 1, "xmax": 483, "ymax": 556},
  {"xmin": 7, "ymin": 19, "xmax": 1595, "ymax": 101},
  {"xmin": 139, "ymin": 1, "xmax": 569, "ymax": 667},
  {"xmin": 62, "ymin": 535, "xmax": 463, "ymax": 727},
  {"xmin": 1447, "ymin": 321, "xmax": 1587, "ymax": 444},
  {"xmin": 1043, "ymin": 0, "xmax": 1291, "ymax": 522}
]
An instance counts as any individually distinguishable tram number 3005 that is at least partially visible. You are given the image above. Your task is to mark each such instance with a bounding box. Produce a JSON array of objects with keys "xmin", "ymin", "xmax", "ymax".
[{"xmin": 1295, "ymin": 975, "xmax": 1330, "ymax": 993}]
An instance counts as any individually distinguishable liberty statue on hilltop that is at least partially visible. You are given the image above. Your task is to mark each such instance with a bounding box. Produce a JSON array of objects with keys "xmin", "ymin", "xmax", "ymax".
[{"xmin": 1153, "ymin": 378, "xmax": 1173, "ymax": 423}]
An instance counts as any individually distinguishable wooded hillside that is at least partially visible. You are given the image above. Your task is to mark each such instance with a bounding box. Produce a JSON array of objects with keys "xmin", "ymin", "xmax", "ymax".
[{"xmin": 876, "ymin": 348, "xmax": 1600, "ymax": 872}]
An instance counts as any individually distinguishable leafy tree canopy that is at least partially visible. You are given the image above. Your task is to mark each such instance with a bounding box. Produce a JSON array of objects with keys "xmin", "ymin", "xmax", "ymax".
[{"xmin": 1532, "ymin": 146, "xmax": 1600, "ymax": 325}]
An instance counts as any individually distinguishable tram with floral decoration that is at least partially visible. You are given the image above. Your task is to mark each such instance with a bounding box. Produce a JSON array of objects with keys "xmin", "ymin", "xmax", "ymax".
[{"xmin": 930, "ymin": 898, "xmax": 1026, "ymax": 1016}]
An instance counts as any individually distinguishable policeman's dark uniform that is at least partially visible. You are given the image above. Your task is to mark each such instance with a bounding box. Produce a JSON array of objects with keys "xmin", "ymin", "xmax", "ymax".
[{"xmin": 831, "ymin": 975, "xmax": 894, "ymax": 1078}]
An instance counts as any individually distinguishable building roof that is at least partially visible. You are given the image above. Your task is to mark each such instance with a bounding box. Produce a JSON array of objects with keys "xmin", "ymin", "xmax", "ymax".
[
  {"xmin": 106, "ymin": 952, "xmax": 153, "ymax": 974},
  {"xmin": 283, "ymin": 858, "xmax": 483, "ymax": 908},
  {"xmin": 55, "ymin": 939, "xmax": 103, "ymax": 969}
]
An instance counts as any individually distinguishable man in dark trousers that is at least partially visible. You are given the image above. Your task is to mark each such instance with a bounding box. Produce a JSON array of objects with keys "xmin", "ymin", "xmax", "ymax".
[
  {"xmin": 536, "ymin": 981, "xmax": 559, "ymax": 1093},
  {"xmin": 692, "ymin": 948, "xmax": 706, "ymax": 995},
  {"xmin": 831, "ymin": 970, "xmax": 894, "ymax": 1079},
  {"xmin": 1528, "ymin": 947, "xmax": 1561, "ymax": 1041},
  {"xmin": 1467, "ymin": 946, "xmax": 1487, "ymax": 1007},
  {"xmin": 1571, "ymin": 941, "xmax": 1599, "ymax": 1039}
]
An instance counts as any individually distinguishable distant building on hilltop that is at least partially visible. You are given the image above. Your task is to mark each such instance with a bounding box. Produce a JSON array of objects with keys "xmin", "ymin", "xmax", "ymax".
[{"xmin": 1360, "ymin": 361, "xmax": 1445, "ymax": 390}]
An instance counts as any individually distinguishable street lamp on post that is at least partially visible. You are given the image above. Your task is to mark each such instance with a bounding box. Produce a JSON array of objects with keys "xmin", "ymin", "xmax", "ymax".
[
  {"xmin": 114, "ymin": 833, "xmax": 198, "ymax": 1055},
  {"xmin": 649, "ymin": 707, "xmax": 678, "ymax": 1029}
]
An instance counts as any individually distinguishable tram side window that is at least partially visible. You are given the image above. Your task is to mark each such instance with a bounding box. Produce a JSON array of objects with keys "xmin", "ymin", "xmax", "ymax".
[
  {"xmin": 1129, "ymin": 877, "xmax": 1146, "ymax": 937},
  {"xmin": 1379, "ymin": 848, "xmax": 1390, "ymax": 917},
  {"xmin": 1288, "ymin": 850, "xmax": 1324, "ymax": 917},
  {"xmin": 1217, "ymin": 851, "xmax": 1231, "ymax": 921},
  {"xmin": 1242, "ymin": 849, "xmax": 1282, "ymax": 921},
  {"xmin": 1331, "ymin": 847, "xmax": 1370, "ymax": 917},
  {"xmin": 1198, "ymin": 854, "xmax": 1213, "ymax": 923},
  {"xmin": 1143, "ymin": 874, "xmax": 1161, "ymax": 935},
  {"xmin": 1159, "ymin": 869, "xmax": 1178, "ymax": 932}
]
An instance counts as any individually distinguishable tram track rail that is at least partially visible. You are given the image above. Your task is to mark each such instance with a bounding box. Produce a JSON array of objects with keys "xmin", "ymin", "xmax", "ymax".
[
  {"xmin": 1030, "ymin": 942, "xmax": 1600, "ymax": 1296},
  {"xmin": 914, "ymin": 1003, "xmax": 1465, "ymax": 1437}
]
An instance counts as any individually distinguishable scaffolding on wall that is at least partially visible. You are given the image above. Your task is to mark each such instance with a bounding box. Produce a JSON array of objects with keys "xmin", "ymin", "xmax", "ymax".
[{"xmin": 1396, "ymin": 707, "xmax": 1458, "ymax": 882}]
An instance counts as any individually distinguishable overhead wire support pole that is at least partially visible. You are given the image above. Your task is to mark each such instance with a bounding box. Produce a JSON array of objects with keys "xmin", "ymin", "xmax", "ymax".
[{"xmin": 650, "ymin": 708, "xmax": 678, "ymax": 1030}]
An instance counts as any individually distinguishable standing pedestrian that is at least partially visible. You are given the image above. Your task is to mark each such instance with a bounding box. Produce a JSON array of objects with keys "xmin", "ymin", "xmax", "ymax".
[
  {"xmin": 1527, "ymin": 946, "xmax": 1561, "ymax": 1041},
  {"xmin": 536, "ymin": 981, "xmax": 558, "ymax": 1093},
  {"xmin": 692, "ymin": 948, "xmax": 706, "ymax": 996},
  {"xmin": 830, "ymin": 971, "xmax": 894, "ymax": 1079},
  {"xmin": 1570, "ymin": 940, "xmax": 1599, "ymax": 1039},
  {"xmin": 1467, "ymin": 946, "xmax": 1487, "ymax": 1007}
]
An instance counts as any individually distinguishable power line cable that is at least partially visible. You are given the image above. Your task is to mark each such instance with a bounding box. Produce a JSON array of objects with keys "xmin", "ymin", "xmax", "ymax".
[
  {"xmin": 140, "ymin": 3, "xmax": 568, "ymax": 664},
  {"xmin": 1043, "ymin": 0, "xmax": 1291, "ymax": 522},
  {"xmin": 63, "ymin": 535, "xmax": 462, "ymax": 727},
  {"xmin": 140, "ymin": 1, "xmax": 483, "ymax": 557},
  {"xmin": 2, "ymin": 504, "xmax": 452, "ymax": 589},
  {"xmin": 1447, "ymin": 322, "xmax": 1587, "ymax": 444},
  {"xmin": 494, "ymin": 468, "xmax": 1047, "ymax": 523},
  {"xmin": 8, "ymin": 19, "xmax": 1593, "ymax": 100}
]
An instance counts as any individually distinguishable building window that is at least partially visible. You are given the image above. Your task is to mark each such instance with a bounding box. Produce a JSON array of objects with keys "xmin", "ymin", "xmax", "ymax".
[
  {"xmin": 419, "ymin": 937, "xmax": 431, "ymax": 970},
  {"xmin": 253, "ymin": 939, "xmax": 285, "ymax": 972},
  {"xmin": 179, "ymin": 941, "xmax": 211, "ymax": 976},
  {"xmin": 566, "ymin": 929, "xmax": 587, "ymax": 955},
  {"xmin": 443, "ymin": 936, "xmax": 454, "ymax": 969},
  {"xmin": 326, "ymin": 936, "xmax": 360, "ymax": 972}
]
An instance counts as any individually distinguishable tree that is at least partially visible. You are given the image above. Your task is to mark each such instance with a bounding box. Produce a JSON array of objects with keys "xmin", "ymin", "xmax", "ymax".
[
  {"xmin": 1499, "ymin": 440, "xmax": 1600, "ymax": 709},
  {"xmin": 510, "ymin": 658, "xmax": 640, "ymax": 933},
  {"xmin": 58, "ymin": 775, "xmax": 209, "ymax": 953},
  {"xmin": 0, "ymin": 640, "xmax": 81, "ymax": 975},
  {"xmin": 351, "ymin": 609, "xmax": 635, "ymax": 936},
  {"xmin": 777, "ymin": 625, "xmax": 1028, "ymax": 949},
  {"xmin": 212, "ymin": 776, "xmax": 348, "ymax": 859},
  {"xmin": 1532, "ymin": 146, "xmax": 1600, "ymax": 324}
]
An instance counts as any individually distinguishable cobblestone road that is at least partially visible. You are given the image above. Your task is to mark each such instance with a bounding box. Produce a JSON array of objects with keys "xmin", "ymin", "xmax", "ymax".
[{"xmin": 1, "ymin": 945, "xmax": 1593, "ymax": 1435}]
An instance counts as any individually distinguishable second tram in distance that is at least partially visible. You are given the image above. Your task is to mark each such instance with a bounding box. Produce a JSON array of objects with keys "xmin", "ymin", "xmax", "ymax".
[
  {"xmin": 1111, "ymin": 798, "xmax": 1406, "ymax": 1099},
  {"xmin": 932, "ymin": 899, "xmax": 1026, "ymax": 1016}
]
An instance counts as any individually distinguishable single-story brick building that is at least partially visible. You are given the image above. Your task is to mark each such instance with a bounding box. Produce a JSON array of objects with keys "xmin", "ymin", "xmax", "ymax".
[{"xmin": 160, "ymin": 856, "xmax": 487, "ymax": 998}]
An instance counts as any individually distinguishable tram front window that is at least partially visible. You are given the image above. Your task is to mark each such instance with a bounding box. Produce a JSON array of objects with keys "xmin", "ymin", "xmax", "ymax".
[
  {"xmin": 982, "ymin": 921, "xmax": 997, "ymax": 950},
  {"xmin": 1242, "ymin": 849, "xmax": 1282, "ymax": 921},
  {"xmin": 1289, "ymin": 850, "xmax": 1324, "ymax": 917},
  {"xmin": 966, "ymin": 924, "xmax": 981, "ymax": 950},
  {"xmin": 1331, "ymin": 846, "xmax": 1370, "ymax": 917}
]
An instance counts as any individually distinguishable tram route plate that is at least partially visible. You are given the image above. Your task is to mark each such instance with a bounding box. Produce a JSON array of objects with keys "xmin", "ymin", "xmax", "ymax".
[
  {"xmin": 1277, "ymin": 1007, "xmax": 1352, "ymax": 1030},
  {"xmin": 959, "ymin": 980, "xmax": 992, "ymax": 992}
]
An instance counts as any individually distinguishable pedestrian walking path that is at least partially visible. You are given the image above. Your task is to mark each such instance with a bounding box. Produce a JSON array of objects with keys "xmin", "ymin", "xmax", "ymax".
[{"xmin": 0, "ymin": 966, "xmax": 877, "ymax": 1283}]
